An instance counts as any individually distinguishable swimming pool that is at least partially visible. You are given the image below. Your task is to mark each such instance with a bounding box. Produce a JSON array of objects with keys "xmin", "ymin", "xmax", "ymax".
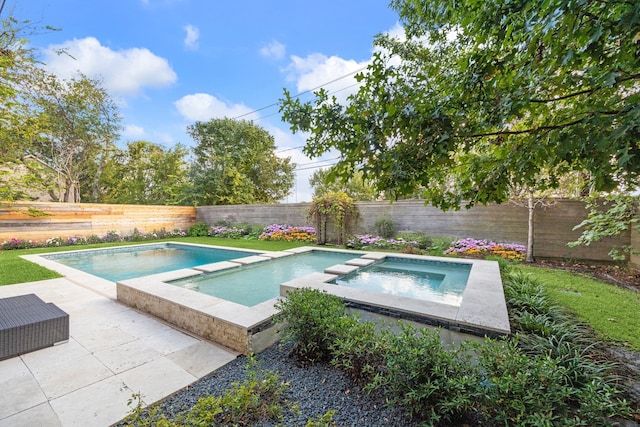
[
  {"xmin": 333, "ymin": 257, "xmax": 471, "ymax": 306},
  {"xmin": 26, "ymin": 244, "xmax": 509, "ymax": 355},
  {"xmin": 170, "ymin": 250, "xmax": 359, "ymax": 307},
  {"xmin": 43, "ymin": 243, "xmax": 258, "ymax": 281}
]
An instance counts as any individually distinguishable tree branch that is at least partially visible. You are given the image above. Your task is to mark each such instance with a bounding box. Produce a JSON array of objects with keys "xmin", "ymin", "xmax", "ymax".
[
  {"xmin": 530, "ymin": 72, "xmax": 640, "ymax": 103},
  {"xmin": 460, "ymin": 108, "xmax": 625, "ymax": 139},
  {"xmin": 460, "ymin": 117, "xmax": 586, "ymax": 139}
]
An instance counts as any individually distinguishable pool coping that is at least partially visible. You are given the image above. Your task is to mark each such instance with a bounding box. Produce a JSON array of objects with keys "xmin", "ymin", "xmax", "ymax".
[{"xmin": 24, "ymin": 243, "xmax": 510, "ymax": 354}]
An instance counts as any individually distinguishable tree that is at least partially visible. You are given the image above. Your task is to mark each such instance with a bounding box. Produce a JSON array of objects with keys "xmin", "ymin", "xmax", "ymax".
[
  {"xmin": 570, "ymin": 193, "xmax": 640, "ymax": 261},
  {"xmin": 187, "ymin": 118, "xmax": 295, "ymax": 205},
  {"xmin": 99, "ymin": 140, "xmax": 190, "ymax": 205},
  {"xmin": 309, "ymin": 167, "xmax": 378, "ymax": 201},
  {"xmin": 30, "ymin": 74, "xmax": 121, "ymax": 202},
  {"xmin": 280, "ymin": 0, "xmax": 639, "ymax": 211},
  {"xmin": 0, "ymin": 16, "xmax": 59, "ymax": 200}
]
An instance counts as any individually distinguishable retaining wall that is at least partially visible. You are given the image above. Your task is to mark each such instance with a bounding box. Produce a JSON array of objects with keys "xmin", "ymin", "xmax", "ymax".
[
  {"xmin": 0, "ymin": 201, "xmax": 196, "ymax": 242},
  {"xmin": 198, "ymin": 199, "xmax": 630, "ymax": 262}
]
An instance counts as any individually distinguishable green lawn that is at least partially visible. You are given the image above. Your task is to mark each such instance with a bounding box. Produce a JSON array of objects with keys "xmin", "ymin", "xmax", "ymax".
[{"xmin": 515, "ymin": 264, "xmax": 640, "ymax": 350}]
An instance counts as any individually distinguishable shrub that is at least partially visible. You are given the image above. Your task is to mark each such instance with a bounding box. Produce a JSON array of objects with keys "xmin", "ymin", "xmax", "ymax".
[
  {"xmin": 396, "ymin": 231, "xmax": 433, "ymax": 249},
  {"xmin": 235, "ymin": 222, "xmax": 263, "ymax": 239},
  {"xmin": 273, "ymin": 288, "xmax": 353, "ymax": 362},
  {"xmin": 374, "ymin": 216, "xmax": 395, "ymax": 238},
  {"xmin": 330, "ymin": 320, "xmax": 389, "ymax": 385},
  {"xmin": 274, "ymin": 274, "xmax": 632, "ymax": 425},
  {"xmin": 183, "ymin": 356, "xmax": 294, "ymax": 426},
  {"xmin": 102, "ymin": 230, "xmax": 121, "ymax": 242},
  {"xmin": 212, "ymin": 219, "xmax": 232, "ymax": 228},
  {"xmin": 367, "ymin": 324, "xmax": 479, "ymax": 425},
  {"xmin": 187, "ymin": 221, "xmax": 210, "ymax": 237},
  {"xmin": 123, "ymin": 356, "xmax": 300, "ymax": 426}
]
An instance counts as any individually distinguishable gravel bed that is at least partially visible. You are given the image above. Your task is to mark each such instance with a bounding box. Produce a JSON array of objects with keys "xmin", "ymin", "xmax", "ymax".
[{"xmin": 116, "ymin": 342, "xmax": 417, "ymax": 426}]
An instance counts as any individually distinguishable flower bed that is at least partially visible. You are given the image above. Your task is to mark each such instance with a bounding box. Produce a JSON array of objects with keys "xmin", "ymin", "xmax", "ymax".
[
  {"xmin": 0, "ymin": 228, "xmax": 187, "ymax": 251},
  {"xmin": 346, "ymin": 234, "xmax": 418, "ymax": 250},
  {"xmin": 445, "ymin": 238, "xmax": 526, "ymax": 261},
  {"xmin": 208, "ymin": 226, "xmax": 249, "ymax": 239},
  {"xmin": 258, "ymin": 224, "xmax": 317, "ymax": 242}
]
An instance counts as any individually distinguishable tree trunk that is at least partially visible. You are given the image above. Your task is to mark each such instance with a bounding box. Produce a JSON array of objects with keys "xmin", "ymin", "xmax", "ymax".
[{"xmin": 526, "ymin": 190, "xmax": 535, "ymax": 263}]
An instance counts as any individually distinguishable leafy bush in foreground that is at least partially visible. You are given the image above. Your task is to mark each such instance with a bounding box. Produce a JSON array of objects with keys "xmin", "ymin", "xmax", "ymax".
[
  {"xmin": 274, "ymin": 288, "xmax": 354, "ymax": 362},
  {"xmin": 274, "ymin": 284, "xmax": 632, "ymax": 426},
  {"xmin": 122, "ymin": 356, "xmax": 338, "ymax": 426}
]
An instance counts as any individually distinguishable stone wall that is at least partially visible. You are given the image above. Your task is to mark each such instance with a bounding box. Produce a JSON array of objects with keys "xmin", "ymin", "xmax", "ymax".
[
  {"xmin": 0, "ymin": 201, "xmax": 196, "ymax": 242},
  {"xmin": 198, "ymin": 199, "xmax": 630, "ymax": 262}
]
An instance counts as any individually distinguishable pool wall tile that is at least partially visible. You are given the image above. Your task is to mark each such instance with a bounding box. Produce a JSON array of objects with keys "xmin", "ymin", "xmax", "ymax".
[{"xmin": 117, "ymin": 280, "xmax": 257, "ymax": 354}]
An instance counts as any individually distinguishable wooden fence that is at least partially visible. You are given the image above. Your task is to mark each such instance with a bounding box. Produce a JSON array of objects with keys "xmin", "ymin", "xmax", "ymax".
[{"xmin": 0, "ymin": 201, "xmax": 195, "ymax": 242}]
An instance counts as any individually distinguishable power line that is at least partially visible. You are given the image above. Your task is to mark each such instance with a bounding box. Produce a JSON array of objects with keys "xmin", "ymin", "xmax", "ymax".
[
  {"xmin": 294, "ymin": 157, "xmax": 341, "ymax": 171},
  {"xmin": 275, "ymin": 145, "xmax": 304, "ymax": 154},
  {"xmin": 232, "ymin": 64, "xmax": 368, "ymax": 121},
  {"xmin": 295, "ymin": 156, "xmax": 341, "ymax": 167},
  {"xmin": 294, "ymin": 162, "xmax": 340, "ymax": 172}
]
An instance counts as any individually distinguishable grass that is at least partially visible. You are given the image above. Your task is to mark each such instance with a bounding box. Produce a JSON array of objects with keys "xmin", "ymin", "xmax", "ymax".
[
  {"xmin": 515, "ymin": 264, "xmax": 640, "ymax": 350},
  {"xmin": 0, "ymin": 237, "xmax": 309, "ymax": 286}
]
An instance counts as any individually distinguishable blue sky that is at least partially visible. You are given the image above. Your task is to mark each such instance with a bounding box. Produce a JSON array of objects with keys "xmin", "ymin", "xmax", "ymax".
[{"xmin": 11, "ymin": 0, "xmax": 401, "ymax": 202}]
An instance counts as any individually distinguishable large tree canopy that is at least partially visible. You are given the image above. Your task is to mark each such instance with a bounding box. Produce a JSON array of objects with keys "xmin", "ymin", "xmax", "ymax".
[
  {"xmin": 310, "ymin": 168, "xmax": 378, "ymax": 201},
  {"xmin": 0, "ymin": 17, "xmax": 59, "ymax": 200},
  {"xmin": 187, "ymin": 118, "xmax": 295, "ymax": 205},
  {"xmin": 99, "ymin": 140, "xmax": 190, "ymax": 205},
  {"xmin": 30, "ymin": 74, "xmax": 121, "ymax": 202},
  {"xmin": 280, "ymin": 0, "xmax": 639, "ymax": 210}
]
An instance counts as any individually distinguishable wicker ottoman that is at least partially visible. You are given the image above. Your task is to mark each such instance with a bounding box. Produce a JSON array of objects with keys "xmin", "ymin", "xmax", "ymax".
[{"xmin": 0, "ymin": 294, "xmax": 69, "ymax": 360}]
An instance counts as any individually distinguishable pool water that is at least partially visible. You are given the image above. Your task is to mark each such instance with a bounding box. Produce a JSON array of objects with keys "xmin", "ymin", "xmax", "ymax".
[
  {"xmin": 333, "ymin": 257, "xmax": 470, "ymax": 306},
  {"xmin": 44, "ymin": 243, "xmax": 257, "ymax": 282},
  {"xmin": 170, "ymin": 251, "xmax": 358, "ymax": 307}
]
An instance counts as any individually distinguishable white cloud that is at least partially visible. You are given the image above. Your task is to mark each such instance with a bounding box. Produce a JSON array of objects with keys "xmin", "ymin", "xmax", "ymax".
[
  {"xmin": 259, "ymin": 40, "xmax": 285, "ymax": 60},
  {"xmin": 43, "ymin": 37, "xmax": 177, "ymax": 96},
  {"xmin": 183, "ymin": 24, "xmax": 199, "ymax": 51},
  {"xmin": 284, "ymin": 53, "xmax": 369, "ymax": 103},
  {"xmin": 174, "ymin": 93, "xmax": 253, "ymax": 121},
  {"xmin": 122, "ymin": 124, "xmax": 146, "ymax": 139}
]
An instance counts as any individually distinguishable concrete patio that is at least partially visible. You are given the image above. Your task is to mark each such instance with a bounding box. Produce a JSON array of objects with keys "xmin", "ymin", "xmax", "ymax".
[{"xmin": 0, "ymin": 276, "xmax": 239, "ymax": 426}]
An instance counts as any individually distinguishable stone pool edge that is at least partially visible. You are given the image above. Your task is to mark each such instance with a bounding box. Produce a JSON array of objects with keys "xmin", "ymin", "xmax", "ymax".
[{"xmin": 281, "ymin": 253, "xmax": 510, "ymax": 337}]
